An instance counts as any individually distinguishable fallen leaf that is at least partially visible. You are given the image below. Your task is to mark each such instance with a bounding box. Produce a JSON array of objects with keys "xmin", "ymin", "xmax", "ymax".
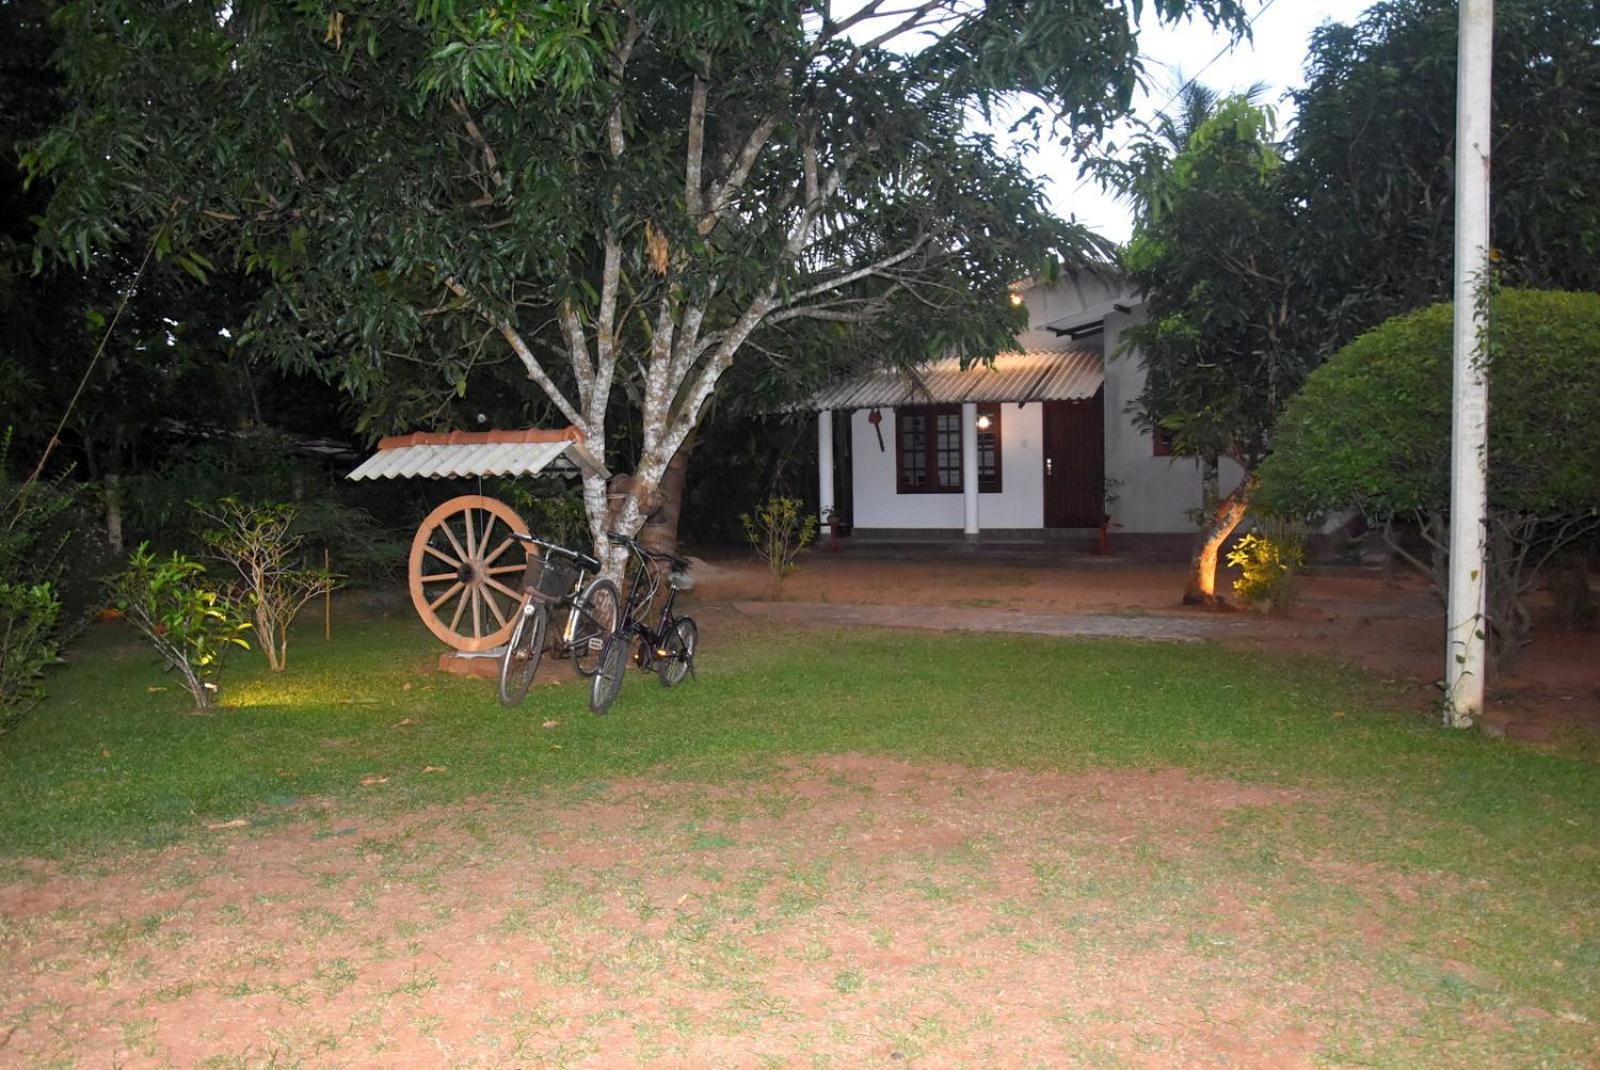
[
  {"xmin": 146, "ymin": 686, "xmax": 167, "ymax": 694},
  {"xmin": 549, "ymin": 744, "xmax": 562, "ymax": 751},
  {"xmin": 101, "ymin": 747, "xmax": 112, "ymax": 758},
  {"xmin": 207, "ymin": 819, "xmax": 248, "ymax": 831},
  {"xmin": 402, "ymin": 682, "xmax": 413, "ymax": 692},
  {"xmin": 422, "ymin": 765, "xmax": 446, "ymax": 774},
  {"xmin": 542, "ymin": 720, "xmax": 559, "ymax": 729},
  {"xmin": 276, "ymin": 769, "xmax": 296, "ymax": 779},
  {"xmin": 360, "ymin": 775, "xmax": 389, "ymax": 786},
  {"xmin": 392, "ymin": 718, "xmax": 416, "ymax": 728}
]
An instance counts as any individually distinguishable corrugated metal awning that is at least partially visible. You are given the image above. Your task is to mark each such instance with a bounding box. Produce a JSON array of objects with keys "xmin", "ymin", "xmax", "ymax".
[
  {"xmin": 347, "ymin": 427, "xmax": 609, "ymax": 482},
  {"xmin": 801, "ymin": 347, "xmax": 1102, "ymax": 411}
]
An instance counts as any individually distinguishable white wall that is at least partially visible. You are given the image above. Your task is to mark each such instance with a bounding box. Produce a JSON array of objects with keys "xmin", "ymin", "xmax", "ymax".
[
  {"xmin": 1100, "ymin": 306, "xmax": 1246, "ymax": 533},
  {"xmin": 849, "ymin": 405, "xmax": 1044, "ymax": 530}
]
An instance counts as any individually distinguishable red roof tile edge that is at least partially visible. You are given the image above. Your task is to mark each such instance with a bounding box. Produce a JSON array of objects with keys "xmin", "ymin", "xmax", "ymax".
[{"xmin": 375, "ymin": 426, "xmax": 585, "ymax": 450}]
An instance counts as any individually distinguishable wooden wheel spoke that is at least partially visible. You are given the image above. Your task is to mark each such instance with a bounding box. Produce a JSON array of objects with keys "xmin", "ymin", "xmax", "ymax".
[
  {"xmin": 484, "ymin": 576, "xmax": 524, "ymax": 601},
  {"xmin": 440, "ymin": 521, "xmax": 468, "ymax": 563},
  {"xmin": 424, "ymin": 544, "xmax": 462, "ymax": 569},
  {"xmin": 482, "ymin": 536, "xmax": 516, "ymax": 567},
  {"xmin": 420, "ymin": 572, "xmax": 458, "ymax": 584},
  {"xmin": 484, "ymin": 563, "xmax": 526, "ymax": 576},
  {"xmin": 449, "ymin": 585, "xmax": 470, "ymax": 631},
  {"xmin": 484, "ymin": 588, "xmax": 510, "ymax": 628},
  {"xmin": 428, "ymin": 581, "xmax": 465, "ymax": 612},
  {"xmin": 470, "ymin": 584, "xmax": 484, "ymax": 637},
  {"xmin": 463, "ymin": 510, "xmax": 479, "ymax": 559}
]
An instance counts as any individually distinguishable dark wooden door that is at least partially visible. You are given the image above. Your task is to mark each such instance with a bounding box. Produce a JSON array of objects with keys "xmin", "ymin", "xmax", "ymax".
[{"xmin": 1042, "ymin": 391, "xmax": 1105, "ymax": 528}]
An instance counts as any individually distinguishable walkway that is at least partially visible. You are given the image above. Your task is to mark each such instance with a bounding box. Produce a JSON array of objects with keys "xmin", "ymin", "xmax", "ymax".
[{"xmin": 731, "ymin": 600, "xmax": 1244, "ymax": 642}]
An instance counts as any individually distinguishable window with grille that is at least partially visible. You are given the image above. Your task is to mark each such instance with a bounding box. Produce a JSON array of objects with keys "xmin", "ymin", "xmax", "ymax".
[{"xmin": 894, "ymin": 404, "xmax": 1003, "ymax": 494}]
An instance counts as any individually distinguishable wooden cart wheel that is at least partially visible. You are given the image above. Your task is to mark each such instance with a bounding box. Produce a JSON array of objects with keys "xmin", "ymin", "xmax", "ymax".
[{"xmin": 409, "ymin": 495, "xmax": 531, "ymax": 652}]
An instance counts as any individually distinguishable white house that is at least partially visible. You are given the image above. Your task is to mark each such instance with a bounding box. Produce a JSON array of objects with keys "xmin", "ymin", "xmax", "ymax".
[{"xmin": 802, "ymin": 270, "xmax": 1239, "ymax": 548}]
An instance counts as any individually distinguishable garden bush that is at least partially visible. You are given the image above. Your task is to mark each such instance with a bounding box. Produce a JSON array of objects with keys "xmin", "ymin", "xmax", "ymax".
[
  {"xmin": 105, "ymin": 544, "xmax": 251, "ymax": 709},
  {"xmin": 200, "ymin": 498, "xmax": 341, "ymax": 672},
  {"xmin": 1257, "ymin": 289, "xmax": 1600, "ymax": 666},
  {"xmin": 1226, "ymin": 520, "xmax": 1306, "ymax": 614},
  {"xmin": 740, "ymin": 497, "xmax": 816, "ymax": 596}
]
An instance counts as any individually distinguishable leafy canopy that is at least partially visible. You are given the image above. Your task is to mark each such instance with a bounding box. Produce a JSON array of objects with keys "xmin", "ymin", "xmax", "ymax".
[
  {"xmin": 1118, "ymin": 94, "xmax": 1299, "ymax": 466},
  {"xmin": 1256, "ymin": 290, "xmax": 1600, "ymax": 521},
  {"xmin": 27, "ymin": 0, "xmax": 1250, "ymax": 440}
]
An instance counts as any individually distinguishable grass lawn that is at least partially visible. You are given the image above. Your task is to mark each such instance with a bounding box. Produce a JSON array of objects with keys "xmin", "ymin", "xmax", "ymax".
[{"xmin": 2, "ymin": 608, "xmax": 1597, "ymax": 1066}]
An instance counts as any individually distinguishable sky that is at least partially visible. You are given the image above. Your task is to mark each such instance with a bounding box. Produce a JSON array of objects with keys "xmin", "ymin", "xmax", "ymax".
[{"xmin": 1007, "ymin": 0, "xmax": 1381, "ymax": 245}]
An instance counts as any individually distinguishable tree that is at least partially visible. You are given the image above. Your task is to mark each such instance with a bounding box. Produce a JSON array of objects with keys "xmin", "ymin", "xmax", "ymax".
[
  {"xmin": 1111, "ymin": 93, "xmax": 1302, "ymax": 604},
  {"xmin": 1287, "ymin": 0, "xmax": 1600, "ymax": 352},
  {"xmin": 1256, "ymin": 290, "xmax": 1600, "ymax": 669},
  {"xmin": 29, "ymin": 0, "xmax": 1248, "ymax": 575}
]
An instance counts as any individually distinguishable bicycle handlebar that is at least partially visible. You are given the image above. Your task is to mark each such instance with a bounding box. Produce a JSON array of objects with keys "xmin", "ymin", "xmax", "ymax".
[
  {"xmin": 604, "ymin": 530, "xmax": 690, "ymax": 571},
  {"xmin": 511, "ymin": 532, "xmax": 601, "ymax": 574}
]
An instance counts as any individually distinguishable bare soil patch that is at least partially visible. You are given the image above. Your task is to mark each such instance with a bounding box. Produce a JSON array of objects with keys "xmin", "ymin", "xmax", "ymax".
[{"xmin": 1, "ymin": 756, "xmax": 1537, "ymax": 1068}]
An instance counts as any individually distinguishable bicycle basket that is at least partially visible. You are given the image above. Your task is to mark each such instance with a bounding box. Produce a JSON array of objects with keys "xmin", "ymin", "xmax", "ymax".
[
  {"xmin": 669, "ymin": 568, "xmax": 694, "ymax": 591},
  {"xmin": 521, "ymin": 552, "xmax": 579, "ymax": 603}
]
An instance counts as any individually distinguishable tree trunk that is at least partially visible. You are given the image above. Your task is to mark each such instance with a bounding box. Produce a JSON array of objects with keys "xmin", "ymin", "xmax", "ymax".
[
  {"xmin": 104, "ymin": 471, "xmax": 124, "ymax": 556},
  {"xmin": 1182, "ymin": 471, "xmax": 1254, "ymax": 606},
  {"xmin": 638, "ymin": 434, "xmax": 695, "ymax": 560}
]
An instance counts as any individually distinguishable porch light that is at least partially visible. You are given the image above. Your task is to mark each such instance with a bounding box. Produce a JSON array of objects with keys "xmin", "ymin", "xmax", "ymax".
[
  {"xmin": 975, "ymin": 413, "xmax": 993, "ymax": 431},
  {"xmin": 1009, "ymin": 291, "xmax": 1025, "ymax": 307}
]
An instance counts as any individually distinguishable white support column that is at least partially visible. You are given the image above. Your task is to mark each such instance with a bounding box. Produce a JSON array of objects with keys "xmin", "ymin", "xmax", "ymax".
[
  {"xmin": 961, "ymin": 401, "xmax": 979, "ymax": 541},
  {"xmin": 816, "ymin": 409, "xmax": 835, "ymax": 535},
  {"xmin": 1445, "ymin": 0, "xmax": 1493, "ymax": 727}
]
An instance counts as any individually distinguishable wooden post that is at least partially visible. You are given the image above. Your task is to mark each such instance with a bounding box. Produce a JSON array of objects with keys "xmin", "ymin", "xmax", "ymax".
[{"xmin": 324, "ymin": 547, "xmax": 332, "ymax": 642}]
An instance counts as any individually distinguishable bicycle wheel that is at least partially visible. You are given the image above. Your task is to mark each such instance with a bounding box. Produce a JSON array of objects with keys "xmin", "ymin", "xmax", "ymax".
[
  {"xmin": 569, "ymin": 577, "xmax": 620, "ymax": 678},
  {"xmin": 656, "ymin": 616, "xmax": 698, "ymax": 688},
  {"xmin": 497, "ymin": 602, "xmax": 547, "ymax": 708},
  {"xmin": 589, "ymin": 634, "xmax": 628, "ymax": 714}
]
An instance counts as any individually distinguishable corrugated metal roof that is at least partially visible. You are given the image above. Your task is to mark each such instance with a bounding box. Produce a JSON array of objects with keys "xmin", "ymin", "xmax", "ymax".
[
  {"xmin": 803, "ymin": 347, "xmax": 1102, "ymax": 410},
  {"xmin": 347, "ymin": 437, "xmax": 609, "ymax": 482}
]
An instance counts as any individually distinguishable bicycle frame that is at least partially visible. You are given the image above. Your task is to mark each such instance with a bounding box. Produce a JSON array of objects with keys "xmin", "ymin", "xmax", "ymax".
[{"xmin": 615, "ymin": 538, "xmax": 688, "ymax": 671}]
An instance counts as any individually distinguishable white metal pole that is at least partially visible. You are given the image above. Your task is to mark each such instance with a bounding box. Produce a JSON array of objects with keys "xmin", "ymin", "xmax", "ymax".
[
  {"xmin": 1445, "ymin": 0, "xmax": 1493, "ymax": 727},
  {"xmin": 961, "ymin": 402, "xmax": 980, "ymax": 540},
  {"xmin": 816, "ymin": 409, "xmax": 835, "ymax": 534}
]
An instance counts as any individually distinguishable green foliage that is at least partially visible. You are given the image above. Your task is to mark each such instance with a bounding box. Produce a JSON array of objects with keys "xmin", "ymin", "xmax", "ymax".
[
  {"xmin": 1257, "ymin": 291, "xmax": 1600, "ymax": 520},
  {"xmin": 26, "ymin": 0, "xmax": 1245, "ymax": 546},
  {"xmin": 199, "ymin": 499, "xmax": 341, "ymax": 673},
  {"xmin": 490, "ymin": 478, "xmax": 588, "ymax": 549},
  {"xmin": 1289, "ymin": 0, "xmax": 1600, "ymax": 350},
  {"xmin": 105, "ymin": 544, "xmax": 251, "ymax": 709},
  {"xmin": 1117, "ymin": 93, "xmax": 1302, "ymax": 468},
  {"xmin": 1226, "ymin": 522, "xmax": 1306, "ymax": 615},
  {"xmin": 739, "ymin": 497, "xmax": 816, "ymax": 594},
  {"xmin": 0, "ymin": 431, "xmax": 77, "ymax": 731},
  {"xmin": 0, "ymin": 581, "xmax": 60, "ymax": 731}
]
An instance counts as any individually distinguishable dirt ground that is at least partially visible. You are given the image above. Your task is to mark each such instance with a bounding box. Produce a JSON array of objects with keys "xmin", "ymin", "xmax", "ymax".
[
  {"xmin": 4, "ymin": 756, "xmax": 1566, "ymax": 1069},
  {"xmin": 690, "ymin": 547, "xmax": 1600, "ymax": 744}
]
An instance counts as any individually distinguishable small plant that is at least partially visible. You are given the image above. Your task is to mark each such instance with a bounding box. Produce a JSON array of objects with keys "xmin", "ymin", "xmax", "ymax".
[
  {"xmin": 0, "ymin": 582, "xmax": 61, "ymax": 729},
  {"xmin": 1, "ymin": 429, "xmax": 76, "ymax": 731},
  {"xmin": 199, "ymin": 498, "xmax": 340, "ymax": 672},
  {"xmin": 106, "ymin": 544, "xmax": 252, "ymax": 709},
  {"xmin": 739, "ymin": 497, "xmax": 817, "ymax": 596},
  {"xmin": 1226, "ymin": 520, "xmax": 1307, "ymax": 614}
]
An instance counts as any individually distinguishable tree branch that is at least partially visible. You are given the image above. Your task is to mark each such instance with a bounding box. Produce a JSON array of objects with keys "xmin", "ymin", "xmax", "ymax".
[{"xmin": 443, "ymin": 276, "xmax": 584, "ymax": 429}]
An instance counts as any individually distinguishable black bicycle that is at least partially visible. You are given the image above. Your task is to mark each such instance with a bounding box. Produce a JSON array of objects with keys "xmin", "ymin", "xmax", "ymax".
[
  {"xmin": 589, "ymin": 530, "xmax": 698, "ymax": 714},
  {"xmin": 497, "ymin": 534, "xmax": 620, "ymax": 707}
]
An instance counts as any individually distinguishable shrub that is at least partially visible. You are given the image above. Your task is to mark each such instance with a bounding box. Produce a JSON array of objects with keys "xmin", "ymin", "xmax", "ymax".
[
  {"xmin": 0, "ymin": 430, "xmax": 77, "ymax": 732},
  {"xmin": 1226, "ymin": 521, "xmax": 1306, "ymax": 614},
  {"xmin": 1257, "ymin": 290, "xmax": 1600, "ymax": 666},
  {"xmin": 106, "ymin": 545, "xmax": 251, "ymax": 709},
  {"xmin": 199, "ymin": 499, "xmax": 341, "ymax": 672},
  {"xmin": 739, "ymin": 497, "xmax": 817, "ymax": 596}
]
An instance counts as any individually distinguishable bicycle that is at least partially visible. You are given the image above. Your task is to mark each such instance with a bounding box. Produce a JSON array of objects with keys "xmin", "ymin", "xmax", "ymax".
[
  {"xmin": 497, "ymin": 533, "xmax": 621, "ymax": 707},
  {"xmin": 589, "ymin": 529, "xmax": 698, "ymax": 714}
]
